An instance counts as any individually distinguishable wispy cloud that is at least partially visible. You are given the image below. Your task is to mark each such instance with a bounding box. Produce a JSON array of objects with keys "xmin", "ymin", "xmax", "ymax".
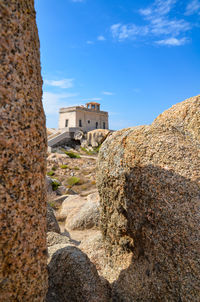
[
  {"xmin": 156, "ymin": 37, "xmax": 188, "ymax": 46},
  {"xmin": 102, "ymin": 91, "xmax": 115, "ymax": 96},
  {"xmin": 185, "ymin": 0, "xmax": 200, "ymax": 15},
  {"xmin": 43, "ymin": 91, "xmax": 78, "ymax": 115},
  {"xmin": 44, "ymin": 78, "xmax": 74, "ymax": 89},
  {"xmin": 86, "ymin": 40, "xmax": 94, "ymax": 44},
  {"xmin": 110, "ymin": 0, "xmax": 193, "ymax": 46},
  {"xmin": 111, "ymin": 23, "xmax": 149, "ymax": 40},
  {"xmin": 98, "ymin": 35, "xmax": 106, "ymax": 41}
]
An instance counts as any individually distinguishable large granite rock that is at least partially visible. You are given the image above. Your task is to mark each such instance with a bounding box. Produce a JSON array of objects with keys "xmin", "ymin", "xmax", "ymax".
[
  {"xmin": 46, "ymin": 246, "xmax": 111, "ymax": 302},
  {"xmin": 0, "ymin": 1, "xmax": 48, "ymax": 301},
  {"xmin": 57, "ymin": 195, "xmax": 86, "ymax": 222},
  {"xmin": 47, "ymin": 232, "xmax": 71, "ymax": 247},
  {"xmin": 97, "ymin": 96, "xmax": 200, "ymax": 301},
  {"xmin": 47, "ymin": 204, "xmax": 60, "ymax": 234},
  {"xmin": 66, "ymin": 193, "xmax": 100, "ymax": 230},
  {"xmin": 87, "ymin": 129, "xmax": 110, "ymax": 147}
]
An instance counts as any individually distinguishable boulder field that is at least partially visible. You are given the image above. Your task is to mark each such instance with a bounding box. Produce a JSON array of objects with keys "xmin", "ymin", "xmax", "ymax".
[{"xmin": 97, "ymin": 95, "xmax": 200, "ymax": 301}]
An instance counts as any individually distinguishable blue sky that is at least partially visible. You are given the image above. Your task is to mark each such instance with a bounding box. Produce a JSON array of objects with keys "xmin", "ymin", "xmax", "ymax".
[{"xmin": 35, "ymin": 0, "xmax": 200, "ymax": 130}]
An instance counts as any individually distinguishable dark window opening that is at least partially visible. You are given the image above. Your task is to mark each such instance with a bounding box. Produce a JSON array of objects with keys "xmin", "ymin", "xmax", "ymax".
[
  {"xmin": 79, "ymin": 119, "xmax": 82, "ymax": 127},
  {"xmin": 103, "ymin": 122, "xmax": 106, "ymax": 129},
  {"xmin": 96, "ymin": 122, "xmax": 98, "ymax": 129},
  {"xmin": 65, "ymin": 119, "xmax": 68, "ymax": 127},
  {"xmin": 88, "ymin": 120, "xmax": 90, "ymax": 124},
  {"xmin": 97, "ymin": 105, "xmax": 100, "ymax": 110}
]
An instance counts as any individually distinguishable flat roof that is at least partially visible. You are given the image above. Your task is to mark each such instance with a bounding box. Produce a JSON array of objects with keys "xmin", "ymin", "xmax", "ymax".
[{"xmin": 86, "ymin": 102, "xmax": 100, "ymax": 105}]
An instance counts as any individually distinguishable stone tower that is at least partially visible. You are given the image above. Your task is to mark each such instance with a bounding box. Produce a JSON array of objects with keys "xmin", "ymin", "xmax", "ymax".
[{"xmin": 0, "ymin": 0, "xmax": 48, "ymax": 301}]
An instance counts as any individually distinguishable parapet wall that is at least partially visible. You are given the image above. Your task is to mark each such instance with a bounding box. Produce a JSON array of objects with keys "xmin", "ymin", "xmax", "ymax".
[{"xmin": 0, "ymin": 0, "xmax": 48, "ymax": 301}]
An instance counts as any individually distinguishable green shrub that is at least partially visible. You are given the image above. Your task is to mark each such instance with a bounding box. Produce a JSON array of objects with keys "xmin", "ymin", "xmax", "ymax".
[
  {"xmin": 51, "ymin": 165, "xmax": 57, "ymax": 171},
  {"xmin": 67, "ymin": 177, "xmax": 80, "ymax": 186},
  {"xmin": 47, "ymin": 171, "xmax": 55, "ymax": 176},
  {"xmin": 80, "ymin": 147, "xmax": 94, "ymax": 155},
  {"xmin": 60, "ymin": 164, "xmax": 69, "ymax": 169},
  {"xmin": 51, "ymin": 180, "xmax": 60, "ymax": 191},
  {"xmin": 65, "ymin": 151, "xmax": 81, "ymax": 158},
  {"xmin": 74, "ymin": 167, "xmax": 80, "ymax": 170},
  {"xmin": 93, "ymin": 144, "xmax": 102, "ymax": 153}
]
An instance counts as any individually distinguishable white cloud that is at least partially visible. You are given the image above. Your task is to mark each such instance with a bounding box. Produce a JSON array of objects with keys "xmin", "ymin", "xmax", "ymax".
[
  {"xmin": 156, "ymin": 37, "xmax": 188, "ymax": 46},
  {"xmin": 111, "ymin": 0, "xmax": 192, "ymax": 46},
  {"xmin": 153, "ymin": 0, "xmax": 177, "ymax": 16},
  {"xmin": 102, "ymin": 91, "xmax": 115, "ymax": 96},
  {"xmin": 97, "ymin": 35, "xmax": 106, "ymax": 41},
  {"xmin": 185, "ymin": 0, "xmax": 200, "ymax": 15},
  {"xmin": 111, "ymin": 23, "xmax": 149, "ymax": 40},
  {"xmin": 42, "ymin": 91, "xmax": 78, "ymax": 115},
  {"xmin": 86, "ymin": 40, "xmax": 94, "ymax": 44},
  {"xmin": 151, "ymin": 18, "xmax": 190, "ymax": 36},
  {"xmin": 44, "ymin": 78, "xmax": 74, "ymax": 89}
]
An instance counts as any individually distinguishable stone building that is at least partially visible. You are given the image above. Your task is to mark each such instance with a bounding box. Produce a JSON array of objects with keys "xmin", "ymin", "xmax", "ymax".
[{"xmin": 59, "ymin": 102, "xmax": 109, "ymax": 132}]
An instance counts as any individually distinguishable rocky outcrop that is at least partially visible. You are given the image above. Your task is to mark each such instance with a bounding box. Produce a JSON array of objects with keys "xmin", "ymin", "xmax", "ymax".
[
  {"xmin": 46, "ymin": 176, "xmax": 53, "ymax": 194},
  {"xmin": 82, "ymin": 129, "xmax": 110, "ymax": 148},
  {"xmin": 57, "ymin": 195, "xmax": 86, "ymax": 222},
  {"xmin": 97, "ymin": 96, "xmax": 200, "ymax": 301},
  {"xmin": 0, "ymin": 1, "xmax": 47, "ymax": 301},
  {"xmin": 67, "ymin": 195, "xmax": 100, "ymax": 230},
  {"xmin": 46, "ymin": 246, "xmax": 111, "ymax": 302},
  {"xmin": 47, "ymin": 232, "xmax": 70, "ymax": 247},
  {"xmin": 47, "ymin": 204, "xmax": 60, "ymax": 234}
]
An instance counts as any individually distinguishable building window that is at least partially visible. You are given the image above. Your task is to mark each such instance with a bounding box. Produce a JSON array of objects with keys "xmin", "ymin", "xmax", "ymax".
[
  {"xmin": 97, "ymin": 105, "xmax": 100, "ymax": 110},
  {"xmin": 91, "ymin": 104, "xmax": 95, "ymax": 109},
  {"xmin": 88, "ymin": 120, "xmax": 90, "ymax": 124},
  {"xmin": 103, "ymin": 122, "xmax": 106, "ymax": 129},
  {"xmin": 96, "ymin": 122, "xmax": 98, "ymax": 129},
  {"xmin": 65, "ymin": 119, "xmax": 68, "ymax": 127},
  {"xmin": 79, "ymin": 119, "xmax": 82, "ymax": 127}
]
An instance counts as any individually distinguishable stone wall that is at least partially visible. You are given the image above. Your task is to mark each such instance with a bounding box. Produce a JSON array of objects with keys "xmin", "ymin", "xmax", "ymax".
[{"xmin": 0, "ymin": 1, "xmax": 48, "ymax": 301}]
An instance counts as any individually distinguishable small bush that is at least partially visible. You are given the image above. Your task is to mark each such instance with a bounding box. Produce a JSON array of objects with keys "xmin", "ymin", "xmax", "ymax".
[
  {"xmin": 65, "ymin": 151, "xmax": 81, "ymax": 158},
  {"xmin": 47, "ymin": 171, "xmax": 55, "ymax": 176},
  {"xmin": 74, "ymin": 167, "xmax": 80, "ymax": 170},
  {"xmin": 51, "ymin": 165, "xmax": 57, "ymax": 171},
  {"xmin": 51, "ymin": 180, "xmax": 60, "ymax": 191},
  {"xmin": 80, "ymin": 147, "xmax": 94, "ymax": 155},
  {"xmin": 67, "ymin": 177, "xmax": 80, "ymax": 187},
  {"xmin": 60, "ymin": 164, "xmax": 69, "ymax": 169},
  {"xmin": 93, "ymin": 144, "xmax": 102, "ymax": 153}
]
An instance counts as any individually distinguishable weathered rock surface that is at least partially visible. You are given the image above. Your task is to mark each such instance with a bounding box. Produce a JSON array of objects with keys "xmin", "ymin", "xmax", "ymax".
[
  {"xmin": 87, "ymin": 129, "xmax": 110, "ymax": 147},
  {"xmin": 0, "ymin": 1, "xmax": 48, "ymax": 301},
  {"xmin": 46, "ymin": 176, "xmax": 53, "ymax": 193},
  {"xmin": 57, "ymin": 195, "xmax": 86, "ymax": 221},
  {"xmin": 47, "ymin": 204, "xmax": 60, "ymax": 234},
  {"xmin": 97, "ymin": 95, "xmax": 200, "ymax": 301},
  {"xmin": 67, "ymin": 194, "xmax": 100, "ymax": 230},
  {"xmin": 46, "ymin": 246, "xmax": 111, "ymax": 302},
  {"xmin": 47, "ymin": 232, "xmax": 71, "ymax": 247}
]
